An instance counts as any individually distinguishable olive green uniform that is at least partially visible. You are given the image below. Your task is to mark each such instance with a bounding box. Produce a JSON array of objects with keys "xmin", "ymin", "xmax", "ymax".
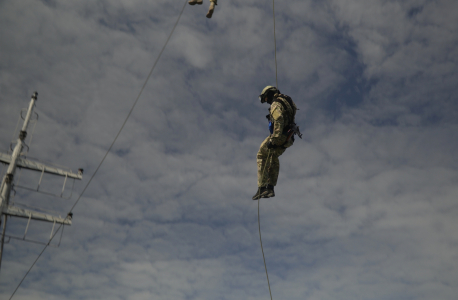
[{"xmin": 257, "ymin": 94, "xmax": 296, "ymax": 187}]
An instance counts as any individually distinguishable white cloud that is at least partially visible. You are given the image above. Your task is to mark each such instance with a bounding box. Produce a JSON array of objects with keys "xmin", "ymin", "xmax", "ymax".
[{"xmin": 1, "ymin": 0, "xmax": 458, "ymax": 299}]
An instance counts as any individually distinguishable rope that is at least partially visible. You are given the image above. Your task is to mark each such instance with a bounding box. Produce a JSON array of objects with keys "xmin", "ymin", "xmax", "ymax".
[
  {"xmin": 257, "ymin": 148, "xmax": 274, "ymax": 300},
  {"xmin": 259, "ymin": 149, "xmax": 272, "ymax": 190},
  {"xmin": 258, "ymin": 2, "xmax": 280, "ymax": 295},
  {"xmin": 8, "ymin": 1, "xmax": 188, "ymax": 298},
  {"xmin": 272, "ymin": 0, "xmax": 278, "ymax": 89},
  {"xmin": 258, "ymin": 2, "xmax": 280, "ymax": 293},
  {"xmin": 258, "ymin": 199, "xmax": 273, "ymax": 300}
]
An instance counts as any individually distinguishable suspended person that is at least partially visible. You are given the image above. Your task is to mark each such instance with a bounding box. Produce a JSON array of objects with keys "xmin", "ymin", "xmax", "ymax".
[
  {"xmin": 188, "ymin": 0, "xmax": 217, "ymax": 18},
  {"xmin": 253, "ymin": 86, "xmax": 302, "ymax": 200}
]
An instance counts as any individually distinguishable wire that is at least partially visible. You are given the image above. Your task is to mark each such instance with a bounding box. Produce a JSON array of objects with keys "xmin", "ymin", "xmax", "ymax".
[
  {"xmin": 259, "ymin": 149, "xmax": 272, "ymax": 190},
  {"xmin": 10, "ymin": 111, "xmax": 22, "ymax": 144},
  {"xmin": 8, "ymin": 224, "xmax": 63, "ymax": 300},
  {"xmin": 258, "ymin": 199, "xmax": 273, "ymax": 300},
  {"xmin": 257, "ymin": 149, "xmax": 274, "ymax": 300},
  {"xmin": 10, "ymin": 114, "xmax": 36, "ymax": 195},
  {"xmin": 257, "ymin": 0, "xmax": 279, "ymax": 294},
  {"xmin": 69, "ymin": 0, "xmax": 187, "ymax": 213},
  {"xmin": 272, "ymin": 0, "xmax": 278, "ymax": 89},
  {"xmin": 8, "ymin": 1, "xmax": 188, "ymax": 298},
  {"xmin": 26, "ymin": 114, "xmax": 38, "ymax": 152}
]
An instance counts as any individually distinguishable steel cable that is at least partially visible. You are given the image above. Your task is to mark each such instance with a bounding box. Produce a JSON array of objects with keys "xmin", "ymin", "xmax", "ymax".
[
  {"xmin": 257, "ymin": 149, "xmax": 274, "ymax": 300},
  {"xmin": 273, "ymin": 0, "xmax": 278, "ymax": 89},
  {"xmin": 256, "ymin": 1, "xmax": 279, "ymax": 298},
  {"xmin": 258, "ymin": 199, "xmax": 273, "ymax": 300},
  {"xmin": 8, "ymin": 1, "xmax": 188, "ymax": 298}
]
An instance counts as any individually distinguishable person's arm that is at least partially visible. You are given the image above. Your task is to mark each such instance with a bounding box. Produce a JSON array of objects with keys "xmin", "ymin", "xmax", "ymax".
[{"xmin": 270, "ymin": 102, "xmax": 285, "ymax": 145}]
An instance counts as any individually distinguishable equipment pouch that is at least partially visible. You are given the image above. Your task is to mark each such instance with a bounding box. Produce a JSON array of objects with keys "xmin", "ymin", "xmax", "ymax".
[{"xmin": 283, "ymin": 136, "xmax": 295, "ymax": 148}]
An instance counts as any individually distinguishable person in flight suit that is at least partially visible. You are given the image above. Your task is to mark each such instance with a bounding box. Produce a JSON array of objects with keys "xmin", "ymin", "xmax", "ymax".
[
  {"xmin": 188, "ymin": 0, "xmax": 217, "ymax": 18},
  {"xmin": 253, "ymin": 86, "xmax": 300, "ymax": 200}
]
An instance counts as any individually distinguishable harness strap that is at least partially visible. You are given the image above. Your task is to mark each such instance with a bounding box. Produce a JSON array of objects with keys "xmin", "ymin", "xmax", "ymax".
[
  {"xmin": 269, "ymin": 94, "xmax": 301, "ymax": 149},
  {"xmin": 273, "ymin": 95, "xmax": 295, "ymax": 123}
]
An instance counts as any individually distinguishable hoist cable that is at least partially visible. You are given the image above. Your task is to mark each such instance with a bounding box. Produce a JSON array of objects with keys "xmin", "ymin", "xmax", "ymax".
[
  {"xmin": 258, "ymin": 199, "xmax": 273, "ymax": 300},
  {"xmin": 257, "ymin": 149, "xmax": 274, "ymax": 300},
  {"xmin": 256, "ymin": 1, "xmax": 279, "ymax": 298},
  {"xmin": 272, "ymin": 0, "xmax": 278, "ymax": 89},
  {"xmin": 8, "ymin": 1, "xmax": 188, "ymax": 298}
]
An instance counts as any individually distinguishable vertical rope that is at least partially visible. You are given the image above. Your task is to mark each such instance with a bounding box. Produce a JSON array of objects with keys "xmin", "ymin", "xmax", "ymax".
[
  {"xmin": 258, "ymin": 199, "xmax": 273, "ymax": 300},
  {"xmin": 272, "ymin": 0, "xmax": 278, "ymax": 89},
  {"xmin": 259, "ymin": 149, "xmax": 272, "ymax": 190},
  {"xmin": 257, "ymin": 149, "xmax": 273, "ymax": 299}
]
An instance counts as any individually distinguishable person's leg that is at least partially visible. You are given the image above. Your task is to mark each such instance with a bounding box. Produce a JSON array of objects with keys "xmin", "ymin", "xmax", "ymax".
[
  {"xmin": 188, "ymin": 0, "xmax": 203, "ymax": 5},
  {"xmin": 253, "ymin": 137, "xmax": 270, "ymax": 200},
  {"xmin": 260, "ymin": 147, "xmax": 285, "ymax": 198},
  {"xmin": 256, "ymin": 137, "xmax": 271, "ymax": 187},
  {"xmin": 206, "ymin": 0, "xmax": 217, "ymax": 18}
]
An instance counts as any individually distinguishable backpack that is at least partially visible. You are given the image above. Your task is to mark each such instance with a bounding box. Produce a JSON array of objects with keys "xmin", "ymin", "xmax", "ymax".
[{"xmin": 273, "ymin": 94, "xmax": 302, "ymax": 141}]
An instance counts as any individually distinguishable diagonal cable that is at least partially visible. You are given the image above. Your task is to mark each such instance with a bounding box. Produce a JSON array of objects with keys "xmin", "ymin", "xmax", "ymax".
[{"xmin": 9, "ymin": 1, "xmax": 188, "ymax": 298}]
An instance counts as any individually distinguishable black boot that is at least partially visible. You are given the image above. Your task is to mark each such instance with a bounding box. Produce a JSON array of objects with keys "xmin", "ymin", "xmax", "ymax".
[
  {"xmin": 252, "ymin": 186, "xmax": 267, "ymax": 200},
  {"xmin": 261, "ymin": 185, "xmax": 275, "ymax": 198}
]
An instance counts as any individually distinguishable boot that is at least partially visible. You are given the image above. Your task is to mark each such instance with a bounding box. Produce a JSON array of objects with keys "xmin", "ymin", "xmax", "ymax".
[
  {"xmin": 252, "ymin": 186, "xmax": 267, "ymax": 200},
  {"xmin": 206, "ymin": 1, "xmax": 215, "ymax": 18},
  {"xmin": 261, "ymin": 185, "xmax": 275, "ymax": 198},
  {"xmin": 188, "ymin": 0, "xmax": 203, "ymax": 5}
]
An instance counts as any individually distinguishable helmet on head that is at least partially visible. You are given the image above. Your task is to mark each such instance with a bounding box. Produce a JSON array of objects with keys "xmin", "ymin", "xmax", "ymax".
[{"xmin": 259, "ymin": 86, "xmax": 279, "ymax": 103}]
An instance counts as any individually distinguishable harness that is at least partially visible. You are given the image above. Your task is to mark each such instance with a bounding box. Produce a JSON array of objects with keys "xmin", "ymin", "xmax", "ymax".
[
  {"xmin": 274, "ymin": 94, "xmax": 295, "ymax": 127},
  {"xmin": 267, "ymin": 94, "xmax": 303, "ymax": 147},
  {"xmin": 275, "ymin": 94, "xmax": 302, "ymax": 137}
]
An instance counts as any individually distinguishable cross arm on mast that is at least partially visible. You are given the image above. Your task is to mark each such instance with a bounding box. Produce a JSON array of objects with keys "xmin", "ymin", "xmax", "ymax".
[
  {"xmin": 0, "ymin": 152, "xmax": 83, "ymax": 180},
  {"xmin": 3, "ymin": 206, "xmax": 72, "ymax": 225}
]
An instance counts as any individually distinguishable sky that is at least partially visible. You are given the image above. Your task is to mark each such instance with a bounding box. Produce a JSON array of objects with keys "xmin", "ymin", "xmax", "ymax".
[{"xmin": 0, "ymin": 0, "xmax": 458, "ymax": 299}]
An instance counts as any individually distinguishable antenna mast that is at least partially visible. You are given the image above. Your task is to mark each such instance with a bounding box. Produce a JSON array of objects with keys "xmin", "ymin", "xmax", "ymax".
[{"xmin": 0, "ymin": 92, "xmax": 83, "ymax": 271}]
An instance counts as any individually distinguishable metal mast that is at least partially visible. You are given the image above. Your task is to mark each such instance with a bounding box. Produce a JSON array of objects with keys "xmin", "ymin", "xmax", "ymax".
[{"xmin": 0, "ymin": 92, "xmax": 83, "ymax": 271}]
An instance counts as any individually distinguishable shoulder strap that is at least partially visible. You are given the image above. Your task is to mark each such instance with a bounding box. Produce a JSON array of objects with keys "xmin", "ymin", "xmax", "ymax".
[{"xmin": 273, "ymin": 94, "xmax": 296, "ymax": 122}]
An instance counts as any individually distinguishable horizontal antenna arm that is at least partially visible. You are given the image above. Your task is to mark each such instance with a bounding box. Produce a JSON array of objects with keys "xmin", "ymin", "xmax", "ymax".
[
  {"xmin": 0, "ymin": 152, "xmax": 82, "ymax": 180},
  {"xmin": 3, "ymin": 205, "xmax": 72, "ymax": 225}
]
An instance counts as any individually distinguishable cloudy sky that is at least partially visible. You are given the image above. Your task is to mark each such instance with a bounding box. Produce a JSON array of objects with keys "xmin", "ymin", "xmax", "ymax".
[{"xmin": 1, "ymin": 0, "xmax": 458, "ymax": 299}]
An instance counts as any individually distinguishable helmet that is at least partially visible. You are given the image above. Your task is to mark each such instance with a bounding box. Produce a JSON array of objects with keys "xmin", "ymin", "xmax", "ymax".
[{"xmin": 259, "ymin": 86, "xmax": 279, "ymax": 103}]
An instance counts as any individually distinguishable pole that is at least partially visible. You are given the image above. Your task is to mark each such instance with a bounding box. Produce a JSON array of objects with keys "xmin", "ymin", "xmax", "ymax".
[
  {"xmin": 0, "ymin": 215, "xmax": 7, "ymax": 270},
  {"xmin": 0, "ymin": 92, "xmax": 38, "ymax": 272}
]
